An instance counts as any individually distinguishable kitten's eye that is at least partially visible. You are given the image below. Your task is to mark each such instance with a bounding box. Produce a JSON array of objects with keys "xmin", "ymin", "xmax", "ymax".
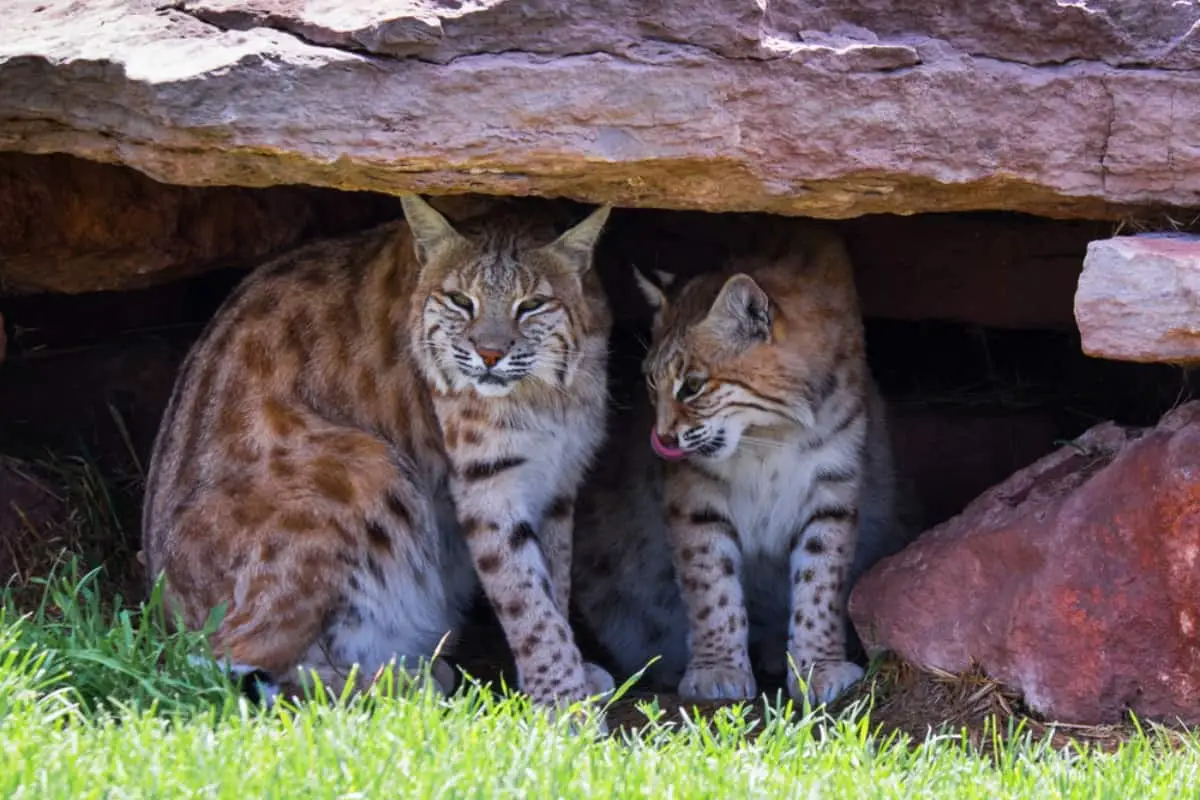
[
  {"xmin": 676, "ymin": 374, "xmax": 706, "ymax": 401},
  {"xmin": 516, "ymin": 297, "xmax": 548, "ymax": 317},
  {"xmin": 446, "ymin": 291, "xmax": 474, "ymax": 313}
]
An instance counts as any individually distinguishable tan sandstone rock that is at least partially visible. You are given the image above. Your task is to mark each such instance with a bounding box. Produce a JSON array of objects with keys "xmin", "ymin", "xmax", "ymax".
[
  {"xmin": 3, "ymin": 0, "xmax": 1200, "ymax": 219},
  {"xmin": 1075, "ymin": 234, "xmax": 1200, "ymax": 365},
  {"xmin": 849, "ymin": 401, "xmax": 1200, "ymax": 725}
]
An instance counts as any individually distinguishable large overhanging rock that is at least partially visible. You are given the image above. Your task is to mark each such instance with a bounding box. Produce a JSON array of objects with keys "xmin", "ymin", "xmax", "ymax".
[{"xmin": 3, "ymin": 0, "xmax": 1200, "ymax": 218}]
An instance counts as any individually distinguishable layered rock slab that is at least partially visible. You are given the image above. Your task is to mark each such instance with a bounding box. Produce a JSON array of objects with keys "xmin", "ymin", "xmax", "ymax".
[
  {"xmin": 3, "ymin": 0, "xmax": 1200, "ymax": 218},
  {"xmin": 849, "ymin": 402, "xmax": 1200, "ymax": 725}
]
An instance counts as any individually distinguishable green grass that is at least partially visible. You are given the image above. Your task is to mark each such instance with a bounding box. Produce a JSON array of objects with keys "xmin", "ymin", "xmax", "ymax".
[{"xmin": 2, "ymin": 567, "xmax": 1198, "ymax": 799}]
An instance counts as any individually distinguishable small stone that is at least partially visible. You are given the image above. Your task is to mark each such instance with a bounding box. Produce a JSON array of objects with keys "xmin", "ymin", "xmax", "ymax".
[
  {"xmin": 1075, "ymin": 234, "xmax": 1200, "ymax": 364},
  {"xmin": 849, "ymin": 401, "xmax": 1200, "ymax": 725}
]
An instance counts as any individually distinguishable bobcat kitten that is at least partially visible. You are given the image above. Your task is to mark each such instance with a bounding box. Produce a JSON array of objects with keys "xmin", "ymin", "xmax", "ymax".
[
  {"xmin": 574, "ymin": 221, "xmax": 903, "ymax": 704},
  {"xmin": 142, "ymin": 195, "xmax": 615, "ymax": 708}
]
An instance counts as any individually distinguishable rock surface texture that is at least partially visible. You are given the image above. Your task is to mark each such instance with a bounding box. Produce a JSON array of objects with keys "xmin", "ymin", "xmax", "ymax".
[
  {"xmin": 4, "ymin": 0, "xmax": 1200, "ymax": 219},
  {"xmin": 1075, "ymin": 234, "xmax": 1200, "ymax": 364},
  {"xmin": 0, "ymin": 153, "xmax": 401, "ymax": 293},
  {"xmin": 849, "ymin": 401, "xmax": 1200, "ymax": 725}
]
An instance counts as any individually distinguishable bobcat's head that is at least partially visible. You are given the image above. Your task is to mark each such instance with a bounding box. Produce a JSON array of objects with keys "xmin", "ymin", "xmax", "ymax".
[
  {"xmin": 635, "ymin": 230, "xmax": 861, "ymax": 462},
  {"xmin": 403, "ymin": 195, "xmax": 611, "ymax": 399}
]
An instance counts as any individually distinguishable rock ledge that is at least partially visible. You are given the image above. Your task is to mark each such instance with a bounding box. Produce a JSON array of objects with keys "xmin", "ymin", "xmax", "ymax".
[{"xmin": 4, "ymin": 0, "xmax": 1200, "ymax": 218}]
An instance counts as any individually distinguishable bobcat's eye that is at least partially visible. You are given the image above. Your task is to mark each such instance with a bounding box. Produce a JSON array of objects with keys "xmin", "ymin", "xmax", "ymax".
[
  {"xmin": 676, "ymin": 374, "xmax": 706, "ymax": 402},
  {"xmin": 446, "ymin": 291, "xmax": 474, "ymax": 313},
  {"xmin": 515, "ymin": 296, "xmax": 549, "ymax": 317}
]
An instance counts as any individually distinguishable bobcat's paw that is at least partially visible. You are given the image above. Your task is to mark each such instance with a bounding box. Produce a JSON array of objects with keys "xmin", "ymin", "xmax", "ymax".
[
  {"xmin": 544, "ymin": 678, "xmax": 610, "ymax": 737},
  {"xmin": 787, "ymin": 659, "xmax": 864, "ymax": 706},
  {"xmin": 678, "ymin": 664, "xmax": 757, "ymax": 701},
  {"xmin": 525, "ymin": 665, "xmax": 610, "ymax": 736}
]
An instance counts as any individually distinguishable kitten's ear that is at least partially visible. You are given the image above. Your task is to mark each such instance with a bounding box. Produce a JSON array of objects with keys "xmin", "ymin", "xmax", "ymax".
[
  {"xmin": 400, "ymin": 194, "xmax": 466, "ymax": 265},
  {"xmin": 540, "ymin": 205, "xmax": 612, "ymax": 274},
  {"xmin": 704, "ymin": 273, "xmax": 772, "ymax": 343},
  {"xmin": 633, "ymin": 265, "xmax": 669, "ymax": 312}
]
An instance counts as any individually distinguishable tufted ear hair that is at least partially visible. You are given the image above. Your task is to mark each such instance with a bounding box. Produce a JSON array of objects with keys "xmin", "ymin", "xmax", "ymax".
[
  {"xmin": 701, "ymin": 273, "xmax": 772, "ymax": 343},
  {"xmin": 400, "ymin": 194, "xmax": 467, "ymax": 265},
  {"xmin": 537, "ymin": 205, "xmax": 612, "ymax": 274}
]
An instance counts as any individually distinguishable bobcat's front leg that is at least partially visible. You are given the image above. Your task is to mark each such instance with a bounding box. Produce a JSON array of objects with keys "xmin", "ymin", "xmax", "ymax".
[
  {"xmin": 786, "ymin": 481, "xmax": 865, "ymax": 706},
  {"xmin": 451, "ymin": 469, "xmax": 590, "ymax": 708},
  {"xmin": 666, "ymin": 473, "xmax": 755, "ymax": 701},
  {"xmin": 539, "ymin": 493, "xmax": 614, "ymax": 698}
]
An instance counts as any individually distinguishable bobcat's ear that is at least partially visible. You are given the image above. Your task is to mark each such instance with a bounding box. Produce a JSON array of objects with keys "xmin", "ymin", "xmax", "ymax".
[
  {"xmin": 539, "ymin": 205, "xmax": 613, "ymax": 274},
  {"xmin": 400, "ymin": 194, "xmax": 467, "ymax": 265},
  {"xmin": 703, "ymin": 273, "xmax": 772, "ymax": 343}
]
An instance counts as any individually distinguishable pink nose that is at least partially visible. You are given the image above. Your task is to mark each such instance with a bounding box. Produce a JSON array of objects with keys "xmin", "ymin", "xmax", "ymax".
[{"xmin": 477, "ymin": 348, "xmax": 505, "ymax": 368}]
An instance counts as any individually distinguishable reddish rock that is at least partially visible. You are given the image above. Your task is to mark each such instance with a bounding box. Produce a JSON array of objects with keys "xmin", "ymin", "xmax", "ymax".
[
  {"xmin": 2, "ymin": 1, "xmax": 1199, "ymax": 220},
  {"xmin": 1075, "ymin": 234, "xmax": 1200, "ymax": 365},
  {"xmin": 849, "ymin": 402, "xmax": 1200, "ymax": 725}
]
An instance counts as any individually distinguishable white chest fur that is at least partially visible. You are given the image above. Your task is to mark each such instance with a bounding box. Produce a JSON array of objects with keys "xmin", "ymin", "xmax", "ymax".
[
  {"xmin": 711, "ymin": 439, "xmax": 813, "ymax": 557},
  {"xmin": 706, "ymin": 420, "xmax": 862, "ymax": 559}
]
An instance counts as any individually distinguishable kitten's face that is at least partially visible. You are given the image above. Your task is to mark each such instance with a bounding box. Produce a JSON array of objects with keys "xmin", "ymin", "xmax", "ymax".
[
  {"xmin": 640, "ymin": 272, "xmax": 797, "ymax": 462},
  {"xmin": 403, "ymin": 197, "xmax": 611, "ymax": 399}
]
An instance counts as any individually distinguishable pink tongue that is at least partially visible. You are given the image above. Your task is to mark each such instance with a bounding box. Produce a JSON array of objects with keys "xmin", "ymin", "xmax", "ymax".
[{"xmin": 650, "ymin": 429, "xmax": 687, "ymax": 461}]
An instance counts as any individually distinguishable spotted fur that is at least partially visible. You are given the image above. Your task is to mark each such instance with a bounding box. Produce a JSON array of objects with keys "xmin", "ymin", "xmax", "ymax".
[
  {"xmin": 573, "ymin": 220, "xmax": 910, "ymax": 705},
  {"xmin": 142, "ymin": 196, "xmax": 615, "ymax": 709}
]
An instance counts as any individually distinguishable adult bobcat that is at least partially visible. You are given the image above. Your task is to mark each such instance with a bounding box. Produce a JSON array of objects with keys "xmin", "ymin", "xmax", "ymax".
[
  {"xmin": 142, "ymin": 195, "xmax": 614, "ymax": 709},
  {"xmin": 573, "ymin": 219, "xmax": 908, "ymax": 704}
]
